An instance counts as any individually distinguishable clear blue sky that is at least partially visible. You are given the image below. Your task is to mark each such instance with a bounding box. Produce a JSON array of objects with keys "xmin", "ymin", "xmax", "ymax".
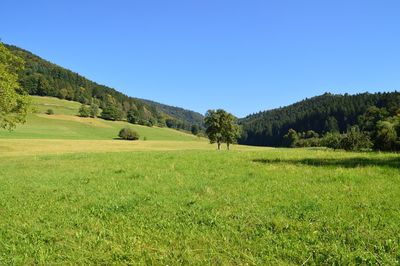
[{"xmin": 2, "ymin": 0, "xmax": 400, "ymax": 117}]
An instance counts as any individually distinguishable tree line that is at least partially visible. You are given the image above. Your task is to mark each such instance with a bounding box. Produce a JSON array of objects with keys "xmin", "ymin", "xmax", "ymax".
[
  {"xmin": 239, "ymin": 92, "xmax": 400, "ymax": 151},
  {"xmin": 282, "ymin": 104, "xmax": 400, "ymax": 151}
]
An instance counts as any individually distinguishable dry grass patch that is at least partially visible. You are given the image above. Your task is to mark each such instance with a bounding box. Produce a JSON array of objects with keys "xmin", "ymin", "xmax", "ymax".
[{"xmin": 36, "ymin": 114, "xmax": 112, "ymax": 128}]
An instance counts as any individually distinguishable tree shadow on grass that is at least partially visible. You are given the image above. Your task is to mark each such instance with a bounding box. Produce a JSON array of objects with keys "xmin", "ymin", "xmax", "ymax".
[{"xmin": 253, "ymin": 157, "xmax": 400, "ymax": 169}]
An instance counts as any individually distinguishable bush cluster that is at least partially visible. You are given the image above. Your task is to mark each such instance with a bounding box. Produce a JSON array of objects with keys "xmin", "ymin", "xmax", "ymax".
[
  {"xmin": 284, "ymin": 127, "xmax": 373, "ymax": 151},
  {"xmin": 118, "ymin": 128, "xmax": 140, "ymax": 140}
]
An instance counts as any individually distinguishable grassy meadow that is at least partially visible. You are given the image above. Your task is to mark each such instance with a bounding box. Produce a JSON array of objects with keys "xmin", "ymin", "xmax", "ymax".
[{"xmin": 0, "ymin": 97, "xmax": 399, "ymax": 264}]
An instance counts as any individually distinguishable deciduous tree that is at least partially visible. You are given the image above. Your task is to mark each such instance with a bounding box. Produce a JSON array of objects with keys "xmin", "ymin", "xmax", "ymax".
[
  {"xmin": 205, "ymin": 109, "xmax": 241, "ymax": 150},
  {"xmin": 79, "ymin": 104, "xmax": 91, "ymax": 117},
  {"xmin": 0, "ymin": 43, "xmax": 30, "ymax": 130},
  {"xmin": 205, "ymin": 110, "xmax": 223, "ymax": 150}
]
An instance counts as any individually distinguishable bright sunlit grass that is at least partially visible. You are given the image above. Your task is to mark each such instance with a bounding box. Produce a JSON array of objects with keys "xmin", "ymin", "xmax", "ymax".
[{"xmin": 0, "ymin": 148, "xmax": 399, "ymax": 264}]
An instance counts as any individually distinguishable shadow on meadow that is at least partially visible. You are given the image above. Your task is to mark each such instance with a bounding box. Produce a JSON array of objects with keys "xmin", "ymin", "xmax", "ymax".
[{"xmin": 253, "ymin": 156, "xmax": 400, "ymax": 169}]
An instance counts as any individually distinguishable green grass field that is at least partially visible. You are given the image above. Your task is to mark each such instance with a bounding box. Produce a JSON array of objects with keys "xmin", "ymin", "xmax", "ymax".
[{"xmin": 0, "ymin": 97, "xmax": 399, "ymax": 264}]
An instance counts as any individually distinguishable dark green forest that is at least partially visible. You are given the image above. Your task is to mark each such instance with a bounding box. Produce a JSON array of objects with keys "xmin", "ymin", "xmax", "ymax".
[
  {"xmin": 5, "ymin": 44, "xmax": 204, "ymax": 130},
  {"xmin": 142, "ymin": 99, "xmax": 204, "ymax": 129},
  {"xmin": 240, "ymin": 92, "xmax": 400, "ymax": 150}
]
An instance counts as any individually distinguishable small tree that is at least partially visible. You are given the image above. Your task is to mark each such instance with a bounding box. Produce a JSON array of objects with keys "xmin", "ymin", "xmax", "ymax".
[
  {"xmin": 340, "ymin": 126, "xmax": 373, "ymax": 151},
  {"xmin": 204, "ymin": 110, "xmax": 224, "ymax": 150},
  {"xmin": 78, "ymin": 104, "xmax": 90, "ymax": 117},
  {"xmin": 322, "ymin": 132, "xmax": 342, "ymax": 150},
  {"xmin": 375, "ymin": 120, "xmax": 398, "ymax": 151},
  {"xmin": 127, "ymin": 109, "xmax": 139, "ymax": 124},
  {"xmin": 283, "ymin": 129, "xmax": 299, "ymax": 147},
  {"xmin": 90, "ymin": 103, "xmax": 99, "ymax": 118},
  {"xmin": 118, "ymin": 128, "xmax": 140, "ymax": 140},
  {"xmin": 191, "ymin": 125, "xmax": 200, "ymax": 135},
  {"xmin": 305, "ymin": 130, "xmax": 319, "ymax": 139},
  {"xmin": 59, "ymin": 88, "xmax": 68, "ymax": 99},
  {"xmin": 101, "ymin": 105, "xmax": 123, "ymax": 121},
  {"xmin": 221, "ymin": 113, "xmax": 241, "ymax": 150}
]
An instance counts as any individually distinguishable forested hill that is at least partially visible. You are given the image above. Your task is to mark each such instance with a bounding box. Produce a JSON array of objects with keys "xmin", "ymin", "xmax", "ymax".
[
  {"xmin": 5, "ymin": 44, "xmax": 204, "ymax": 129},
  {"xmin": 239, "ymin": 92, "xmax": 400, "ymax": 146},
  {"xmin": 142, "ymin": 99, "xmax": 204, "ymax": 127}
]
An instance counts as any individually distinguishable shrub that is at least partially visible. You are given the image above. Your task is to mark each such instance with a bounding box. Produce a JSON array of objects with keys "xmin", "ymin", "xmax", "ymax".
[
  {"xmin": 46, "ymin": 109, "xmax": 54, "ymax": 115},
  {"xmin": 118, "ymin": 128, "xmax": 140, "ymax": 140},
  {"xmin": 191, "ymin": 125, "xmax": 200, "ymax": 135},
  {"xmin": 322, "ymin": 132, "xmax": 343, "ymax": 150},
  {"xmin": 340, "ymin": 126, "xmax": 373, "ymax": 151},
  {"xmin": 78, "ymin": 104, "xmax": 90, "ymax": 117},
  {"xmin": 90, "ymin": 103, "xmax": 99, "ymax": 118},
  {"xmin": 282, "ymin": 129, "xmax": 299, "ymax": 147},
  {"xmin": 101, "ymin": 106, "xmax": 123, "ymax": 121},
  {"xmin": 296, "ymin": 137, "xmax": 321, "ymax": 148},
  {"xmin": 375, "ymin": 120, "xmax": 398, "ymax": 151}
]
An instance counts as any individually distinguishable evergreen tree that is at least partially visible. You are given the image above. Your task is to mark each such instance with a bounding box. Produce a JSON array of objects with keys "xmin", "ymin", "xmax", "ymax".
[
  {"xmin": 191, "ymin": 125, "xmax": 200, "ymax": 135},
  {"xmin": 127, "ymin": 109, "xmax": 139, "ymax": 124}
]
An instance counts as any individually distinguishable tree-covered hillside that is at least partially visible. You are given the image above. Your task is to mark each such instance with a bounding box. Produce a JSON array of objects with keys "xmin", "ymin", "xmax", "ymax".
[
  {"xmin": 142, "ymin": 99, "xmax": 204, "ymax": 128},
  {"xmin": 5, "ymin": 44, "xmax": 203, "ymax": 130},
  {"xmin": 240, "ymin": 92, "xmax": 400, "ymax": 147}
]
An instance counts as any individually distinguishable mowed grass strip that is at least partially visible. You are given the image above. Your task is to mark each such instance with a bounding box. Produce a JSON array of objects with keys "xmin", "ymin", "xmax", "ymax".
[
  {"xmin": 0, "ymin": 139, "xmax": 215, "ymax": 156},
  {"xmin": 0, "ymin": 148, "xmax": 399, "ymax": 264}
]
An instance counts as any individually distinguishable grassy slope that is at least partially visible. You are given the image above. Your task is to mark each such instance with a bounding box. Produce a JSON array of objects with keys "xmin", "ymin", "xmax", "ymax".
[
  {"xmin": 31, "ymin": 96, "xmax": 83, "ymax": 115},
  {"xmin": 0, "ymin": 149, "xmax": 399, "ymax": 264},
  {"xmin": 0, "ymin": 96, "xmax": 201, "ymax": 141}
]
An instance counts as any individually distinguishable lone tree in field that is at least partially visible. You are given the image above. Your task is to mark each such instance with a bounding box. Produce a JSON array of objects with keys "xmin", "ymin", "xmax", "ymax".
[
  {"xmin": 205, "ymin": 109, "xmax": 241, "ymax": 150},
  {"xmin": 0, "ymin": 42, "xmax": 30, "ymax": 130}
]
